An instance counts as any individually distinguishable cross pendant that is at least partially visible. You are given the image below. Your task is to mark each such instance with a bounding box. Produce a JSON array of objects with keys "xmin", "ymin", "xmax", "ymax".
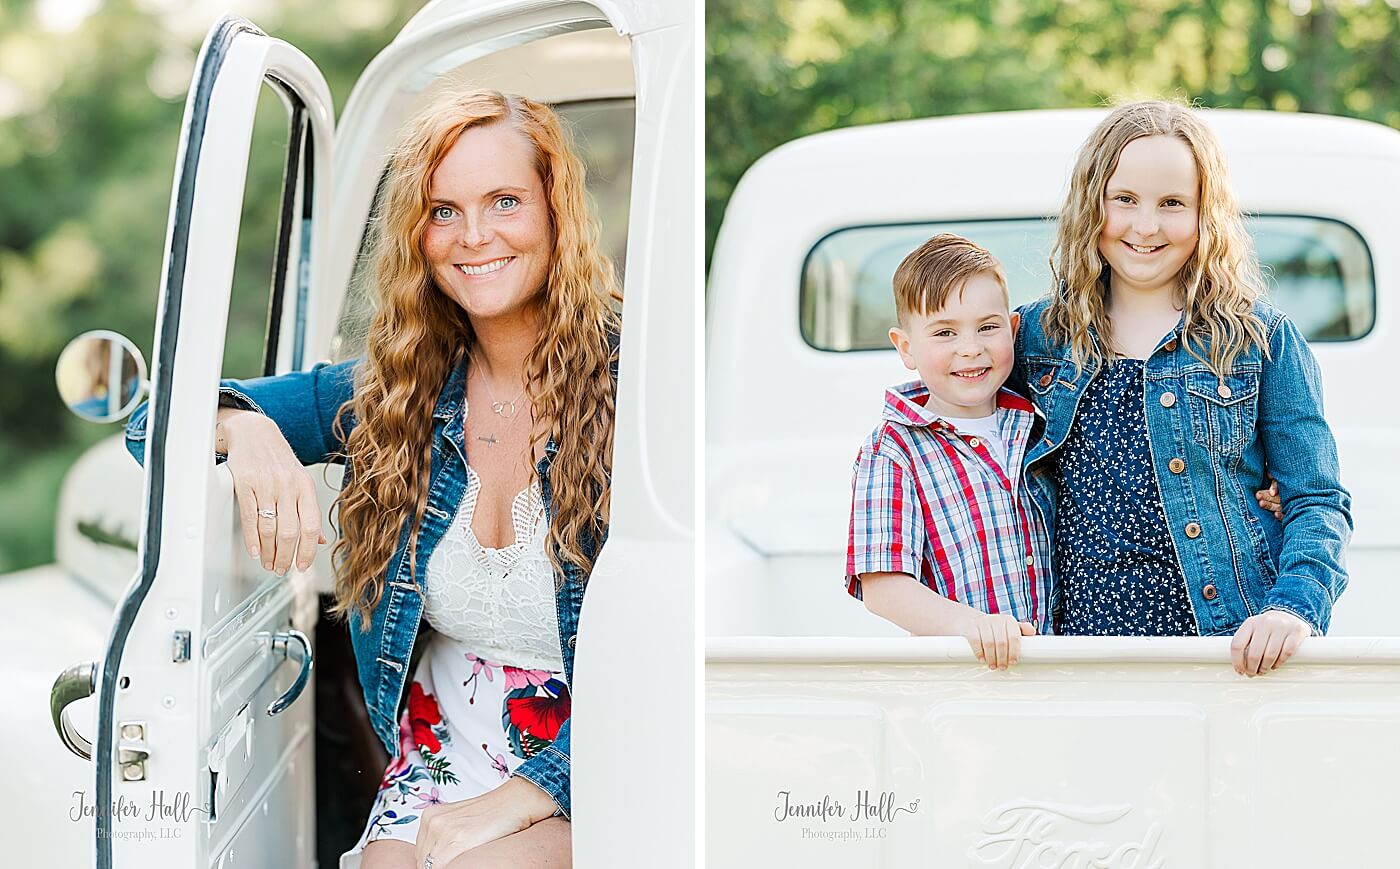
[{"xmin": 476, "ymin": 434, "xmax": 499, "ymax": 446}]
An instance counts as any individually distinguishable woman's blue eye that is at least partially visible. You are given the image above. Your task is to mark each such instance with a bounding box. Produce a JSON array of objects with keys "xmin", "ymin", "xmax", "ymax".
[
  {"xmin": 496, "ymin": 196, "xmax": 520, "ymax": 210},
  {"xmin": 431, "ymin": 205, "xmax": 455, "ymax": 221}
]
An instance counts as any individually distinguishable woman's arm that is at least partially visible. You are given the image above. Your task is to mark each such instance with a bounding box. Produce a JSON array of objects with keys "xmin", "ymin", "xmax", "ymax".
[
  {"xmin": 407, "ymin": 715, "xmax": 572, "ymax": 868},
  {"xmin": 510, "ymin": 718, "xmax": 572, "ymax": 817},
  {"xmin": 123, "ymin": 359, "xmax": 360, "ymax": 468},
  {"xmin": 414, "ymin": 775, "xmax": 561, "ymax": 869},
  {"xmin": 122, "ymin": 359, "xmax": 360, "ymax": 574}
]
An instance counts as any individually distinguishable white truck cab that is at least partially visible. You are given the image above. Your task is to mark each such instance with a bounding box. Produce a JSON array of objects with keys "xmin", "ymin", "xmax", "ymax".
[
  {"xmin": 706, "ymin": 109, "xmax": 1400, "ymax": 866},
  {"xmin": 4, "ymin": 2, "xmax": 694, "ymax": 866}
]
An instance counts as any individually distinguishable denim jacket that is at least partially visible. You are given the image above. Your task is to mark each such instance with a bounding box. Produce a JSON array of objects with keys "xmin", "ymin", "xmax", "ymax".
[
  {"xmin": 124, "ymin": 353, "xmax": 606, "ymax": 817},
  {"xmin": 1012, "ymin": 297, "xmax": 1352, "ymax": 636}
]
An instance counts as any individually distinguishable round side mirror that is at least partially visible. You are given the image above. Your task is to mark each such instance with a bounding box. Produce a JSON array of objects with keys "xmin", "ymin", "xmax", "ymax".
[{"xmin": 55, "ymin": 331, "xmax": 149, "ymax": 423}]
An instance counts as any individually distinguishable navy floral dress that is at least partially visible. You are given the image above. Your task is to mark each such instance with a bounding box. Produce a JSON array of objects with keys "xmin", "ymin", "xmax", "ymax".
[{"xmin": 1052, "ymin": 358, "xmax": 1198, "ymax": 636}]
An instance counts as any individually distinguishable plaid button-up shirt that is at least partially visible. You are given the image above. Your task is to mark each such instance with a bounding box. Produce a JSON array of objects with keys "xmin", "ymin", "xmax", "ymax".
[{"xmin": 846, "ymin": 380, "xmax": 1051, "ymax": 631}]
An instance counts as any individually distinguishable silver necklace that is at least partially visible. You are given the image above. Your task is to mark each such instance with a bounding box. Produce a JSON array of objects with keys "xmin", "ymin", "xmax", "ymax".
[
  {"xmin": 470, "ymin": 353, "xmax": 527, "ymax": 419},
  {"xmin": 468, "ymin": 357, "xmax": 529, "ymax": 447}
]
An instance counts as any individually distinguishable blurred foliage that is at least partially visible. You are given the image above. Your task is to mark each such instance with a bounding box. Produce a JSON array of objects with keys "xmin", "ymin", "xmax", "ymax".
[
  {"xmin": 0, "ymin": 0, "xmax": 427, "ymax": 572},
  {"xmin": 706, "ymin": 0, "xmax": 1400, "ymax": 266}
]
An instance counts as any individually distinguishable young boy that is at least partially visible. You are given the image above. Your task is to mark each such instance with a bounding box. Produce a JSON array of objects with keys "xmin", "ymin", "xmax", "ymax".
[{"xmin": 845, "ymin": 233, "xmax": 1050, "ymax": 669}]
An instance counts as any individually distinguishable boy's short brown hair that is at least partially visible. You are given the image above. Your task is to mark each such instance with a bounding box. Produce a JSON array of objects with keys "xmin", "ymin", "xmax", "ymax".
[{"xmin": 893, "ymin": 233, "xmax": 1009, "ymax": 323}]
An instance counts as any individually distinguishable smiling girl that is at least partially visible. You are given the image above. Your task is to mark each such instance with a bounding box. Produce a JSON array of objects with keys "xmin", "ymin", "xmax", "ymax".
[{"xmin": 1013, "ymin": 100, "xmax": 1352, "ymax": 675}]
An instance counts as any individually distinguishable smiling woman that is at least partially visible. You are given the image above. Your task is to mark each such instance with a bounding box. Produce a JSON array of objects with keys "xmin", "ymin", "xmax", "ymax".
[
  {"xmin": 422, "ymin": 123, "xmax": 555, "ymax": 322},
  {"xmin": 330, "ymin": 89, "xmax": 620, "ymax": 869},
  {"xmin": 124, "ymin": 87, "xmax": 622, "ymax": 869}
]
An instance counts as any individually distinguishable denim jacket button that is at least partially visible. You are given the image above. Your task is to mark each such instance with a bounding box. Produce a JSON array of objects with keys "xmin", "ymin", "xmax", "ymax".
[
  {"xmin": 1202, "ymin": 583, "xmax": 1218, "ymax": 601},
  {"xmin": 1169, "ymin": 457, "xmax": 1186, "ymax": 474},
  {"xmin": 1185, "ymin": 521, "xmax": 1202, "ymax": 539},
  {"xmin": 1159, "ymin": 392, "xmax": 1177, "ymax": 408},
  {"xmin": 1038, "ymin": 374, "xmax": 1053, "ymax": 388},
  {"xmin": 1217, "ymin": 383, "xmax": 1232, "ymax": 399},
  {"xmin": 1164, "ymin": 339, "xmax": 1178, "ymax": 352},
  {"xmin": 568, "ymin": 634, "xmax": 577, "ymax": 649}
]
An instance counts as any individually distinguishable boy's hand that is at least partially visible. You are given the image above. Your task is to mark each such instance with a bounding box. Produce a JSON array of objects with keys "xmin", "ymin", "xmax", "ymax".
[
  {"xmin": 1230, "ymin": 610, "xmax": 1310, "ymax": 677},
  {"xmin": 1255, "ymin": 475, "xmax": 1282, "ymax": 520},
  {"xmin": 959, "ymin": 612, "xmax": 1036, "ymax": 670}
]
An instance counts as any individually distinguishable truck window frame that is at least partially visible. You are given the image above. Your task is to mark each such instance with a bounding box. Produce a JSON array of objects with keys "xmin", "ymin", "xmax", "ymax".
[{"xmin": 797, "ymin": 213, "xmax": 1378, "ymax": 353}]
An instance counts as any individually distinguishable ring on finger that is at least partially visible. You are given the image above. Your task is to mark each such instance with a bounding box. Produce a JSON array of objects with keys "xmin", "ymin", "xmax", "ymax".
[{"xmin": 257, "ymin": 508, "xmax": 277, "ymax": 519}]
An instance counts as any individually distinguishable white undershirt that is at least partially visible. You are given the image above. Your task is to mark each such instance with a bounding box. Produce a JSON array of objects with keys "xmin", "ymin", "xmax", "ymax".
[
  {"xmin": 421, "ymin": 465, "xmax": 563, "ymax": 672},
  {"xmin": 940, "ymin": 413, "xmax": 1008, "ymax": 471}
]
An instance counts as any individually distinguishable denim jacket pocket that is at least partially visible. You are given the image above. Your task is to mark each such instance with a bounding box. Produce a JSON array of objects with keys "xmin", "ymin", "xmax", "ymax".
[
  {"xmin": 1024, "ymin": 358, "xmax": 1065, "ymax": 409},
  {"xmin": 1184, "ymin": 370, "xmax": 1259, "ymax": 456}
]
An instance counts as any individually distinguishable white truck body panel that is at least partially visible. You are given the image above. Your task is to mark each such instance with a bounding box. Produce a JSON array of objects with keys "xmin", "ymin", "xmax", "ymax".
[{"xmin": 1, "ymin": 564, "xmax": 110, "ymax": 864}]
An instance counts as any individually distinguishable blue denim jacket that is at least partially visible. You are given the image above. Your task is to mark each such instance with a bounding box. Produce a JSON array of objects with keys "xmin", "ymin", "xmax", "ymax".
[
  {"xmin": 124, "ymin": 354, "xmax": 602, "ymax": 817},
  {"xmin": 1012, "ymin": 297, "xmax": 1352, "ymax": 636}
]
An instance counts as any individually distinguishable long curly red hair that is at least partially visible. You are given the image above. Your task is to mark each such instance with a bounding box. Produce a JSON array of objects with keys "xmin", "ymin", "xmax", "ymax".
[{"xmin": 329, "ymin": 89, "xmax": 621, "ymax": 630}]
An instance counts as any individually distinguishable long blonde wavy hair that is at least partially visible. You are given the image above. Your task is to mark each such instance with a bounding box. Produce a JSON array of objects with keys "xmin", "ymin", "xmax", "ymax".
[
  {"xmin": 1044, "ymin": 99, "xmax": 1267, "ymax": 377},
  {"xmin": 329, "ymin": 89, "xmax": 622, "ymax": 630}
]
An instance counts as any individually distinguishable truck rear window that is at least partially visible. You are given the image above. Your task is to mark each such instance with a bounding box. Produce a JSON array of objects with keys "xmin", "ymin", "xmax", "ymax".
[{"xmin": 800, "ymin": 216, "xmax": 1375, "ymax": 351}]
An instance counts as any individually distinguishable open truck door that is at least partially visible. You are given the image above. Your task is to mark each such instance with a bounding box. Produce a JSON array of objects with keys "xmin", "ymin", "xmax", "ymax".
[{"xmin": 49, "ymin": 16, "xmax": 336, "ymax": 868}]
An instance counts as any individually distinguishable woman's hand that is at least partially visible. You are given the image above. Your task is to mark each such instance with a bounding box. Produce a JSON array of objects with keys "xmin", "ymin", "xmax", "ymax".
[
  {"xmin": 219, "ymin": 409, "xmax": 325, "ymax": 575},
  {"xmin": 414, "ymin": 776, "xmax": 558, "ymax": 869},
  {"xmin": 1230, "ymin": 610, "xmax": 1310, "ymax": 677}
]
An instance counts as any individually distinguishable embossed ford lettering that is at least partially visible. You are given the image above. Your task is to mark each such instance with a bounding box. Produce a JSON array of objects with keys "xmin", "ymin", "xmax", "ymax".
[{"xmin": 970, "ymin": 802, "xmax": 1165, "ymax": 869}]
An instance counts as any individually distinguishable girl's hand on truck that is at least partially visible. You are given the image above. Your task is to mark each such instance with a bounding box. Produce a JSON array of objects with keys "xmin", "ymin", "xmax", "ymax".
[{"xmin": 1231, "ymin": 610, "xmax": 1310, "ymax": 677}]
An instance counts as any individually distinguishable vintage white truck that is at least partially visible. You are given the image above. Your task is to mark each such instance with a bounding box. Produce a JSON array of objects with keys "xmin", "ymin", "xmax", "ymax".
[
  {"xmin": 2, "ymin": 1, "xmax": 694, "ymax": 867},
  {"xmin": 706, "ymin": 109, "xmax": 1400, "ymax": 866}
]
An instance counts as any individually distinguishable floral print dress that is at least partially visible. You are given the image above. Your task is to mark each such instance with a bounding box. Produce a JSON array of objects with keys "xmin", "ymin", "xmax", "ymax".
[
  {"xmin": 1051, "ymin": 358, "xmax": 1199, "ymax": 636},
  {"xmin": 340, "ymin": 465, "xmax": 569, "ymax": 867}
]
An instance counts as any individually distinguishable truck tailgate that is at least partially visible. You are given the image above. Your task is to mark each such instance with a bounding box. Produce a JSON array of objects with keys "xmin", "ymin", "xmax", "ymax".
[{"xmin": 708, "ymin": 636, "xmax": 1400, "ymax": 867}]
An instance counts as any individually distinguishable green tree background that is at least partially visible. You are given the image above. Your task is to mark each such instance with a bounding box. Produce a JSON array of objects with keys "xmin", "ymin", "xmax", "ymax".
[
  {"xmin": 706, "ymin": 0, "xmax": 1400, "ymax": 265},
  {"xmin": 0, "ymin": 0, "xmax": 427, "ymax": 573}
]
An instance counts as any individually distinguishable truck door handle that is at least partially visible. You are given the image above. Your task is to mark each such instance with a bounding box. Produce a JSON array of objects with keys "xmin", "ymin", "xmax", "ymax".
[
  {"xmin": 50, "ymin": 661, "xmax": 98, "ymax": 760},
  {"xmin": 262, "ymin": 629, "xmax": 313, "ymax": 716}
]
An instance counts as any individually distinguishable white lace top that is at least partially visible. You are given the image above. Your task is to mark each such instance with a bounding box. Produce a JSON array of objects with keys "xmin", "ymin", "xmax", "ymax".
[{"xmin": 422, "ymin": 463, "xmax": 564, "ymax": 673}]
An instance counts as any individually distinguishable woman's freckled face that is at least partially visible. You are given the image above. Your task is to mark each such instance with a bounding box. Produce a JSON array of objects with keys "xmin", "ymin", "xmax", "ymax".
[
  {"xmin": 422, "ymin": 122, "xmax": 554, "ymax": 324},
  {"xmin": 1098, "ymin": 134, "xmax": 1200, "ymax": 297}
]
